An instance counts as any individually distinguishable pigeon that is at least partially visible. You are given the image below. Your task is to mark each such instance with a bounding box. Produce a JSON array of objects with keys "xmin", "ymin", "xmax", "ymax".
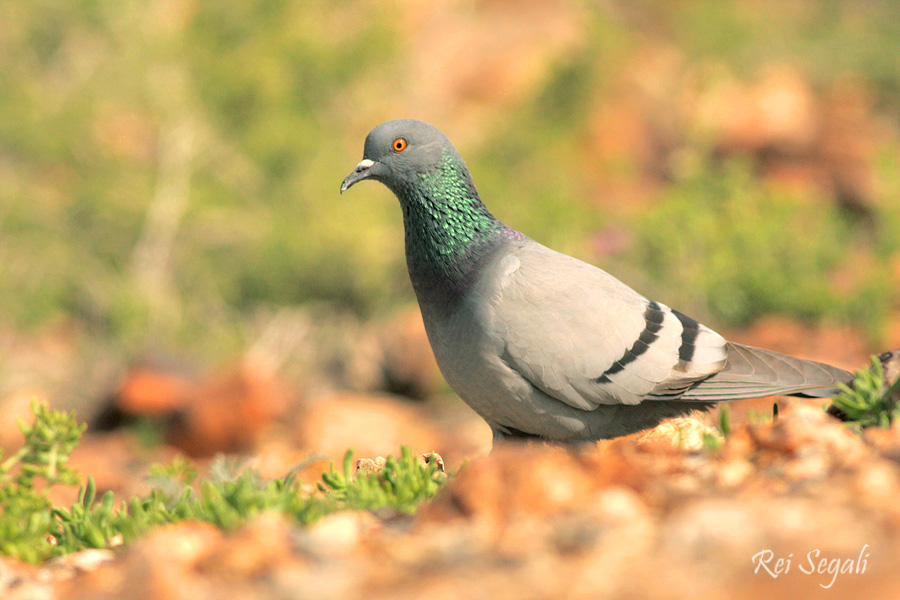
[{"xmin": 341, "ymin": 119, "xmax": 852, "ymax": 443}]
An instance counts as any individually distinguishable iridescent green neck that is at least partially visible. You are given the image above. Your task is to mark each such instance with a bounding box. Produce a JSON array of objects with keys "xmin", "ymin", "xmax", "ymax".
[{"xmin": 395, "ymin": 153, "xmax": 518, "ymax": 308}]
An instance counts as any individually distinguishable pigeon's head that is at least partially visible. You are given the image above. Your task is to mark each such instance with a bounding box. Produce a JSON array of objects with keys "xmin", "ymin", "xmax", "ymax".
[{"xmin": 340, "ymin": 119, "xmax": 464, "ymax": 196}]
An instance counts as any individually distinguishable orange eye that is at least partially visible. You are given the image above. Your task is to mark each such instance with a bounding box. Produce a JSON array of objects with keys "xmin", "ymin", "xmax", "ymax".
[{"xmin": 392, "ymin": 137, "xmax": 408, "ymax": 152}]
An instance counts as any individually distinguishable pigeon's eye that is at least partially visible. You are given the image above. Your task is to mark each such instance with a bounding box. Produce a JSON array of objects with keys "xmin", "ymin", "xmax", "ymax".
[{"xmin": 392, "ymin": 138, "xmax": 408, "ymax": 152}]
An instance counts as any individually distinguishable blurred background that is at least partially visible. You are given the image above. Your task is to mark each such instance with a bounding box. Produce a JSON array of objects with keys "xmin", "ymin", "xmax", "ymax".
[{"xmin": 2, "ymin": 0, "xmax": 900, "ymax": 467}]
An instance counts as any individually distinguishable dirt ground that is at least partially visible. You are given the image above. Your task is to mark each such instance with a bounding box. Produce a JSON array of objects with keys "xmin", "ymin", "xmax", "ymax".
[{"xmin": 2, "ymin": 397, "xmax": 900, "ymax": 600}]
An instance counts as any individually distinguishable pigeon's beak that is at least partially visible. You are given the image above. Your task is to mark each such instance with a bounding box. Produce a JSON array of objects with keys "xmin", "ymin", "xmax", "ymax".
[{"xmin": 340, "ymin": 159, "xmax": 375, "ymax": 194}]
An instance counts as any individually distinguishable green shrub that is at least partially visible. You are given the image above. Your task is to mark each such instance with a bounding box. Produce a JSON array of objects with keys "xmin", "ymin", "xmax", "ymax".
[
  {"xmin": 830, "ymin": 356, "xmax": 900, "ymax": 429},
  {"xmin": 0, "ymin": 402, "xmax": 448, "ymax": 563}
]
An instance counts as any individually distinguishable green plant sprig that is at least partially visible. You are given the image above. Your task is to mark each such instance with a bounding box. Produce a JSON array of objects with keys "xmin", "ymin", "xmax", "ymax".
[
  {"xmin": 0, "ymin": 401, "xmax": 449, "ymax": 563},
  {"xmin": 830, "ymin": 356, "xmax": 900, "ymax": 429}
]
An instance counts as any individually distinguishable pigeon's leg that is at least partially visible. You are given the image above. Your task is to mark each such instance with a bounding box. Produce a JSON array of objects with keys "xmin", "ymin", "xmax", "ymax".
[
  {"xmin": 490, "ymin": 427, "xmax": 598, "ymax": 454},
  {"xmin": 491, "ymin": 426, "xmax": 545, "ymax": 445}
]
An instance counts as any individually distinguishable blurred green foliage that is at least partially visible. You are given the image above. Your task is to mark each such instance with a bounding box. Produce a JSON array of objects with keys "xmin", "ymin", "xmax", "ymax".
[
  {"xmin": 626, "ymin": 159, "xmax": 899, "ymax": 338},
  {"xmin": 1, "ymin": 0, "xmax": 899, "ymax": 363},
  {"xmin": 0, "ymin": 402, "xmax": 447, "ymax": 563}
]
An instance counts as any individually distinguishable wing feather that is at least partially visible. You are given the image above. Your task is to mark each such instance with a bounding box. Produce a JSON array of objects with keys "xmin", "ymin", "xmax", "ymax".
[{"xmin": 491, "ymin": 241, "xmax": 727, "ymax": 410}]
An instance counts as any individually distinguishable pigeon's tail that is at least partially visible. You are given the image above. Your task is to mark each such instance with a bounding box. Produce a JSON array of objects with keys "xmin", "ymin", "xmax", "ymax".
[{"xmin": 677, "ymin": 343, "xmax": 852, "ymax": 402}]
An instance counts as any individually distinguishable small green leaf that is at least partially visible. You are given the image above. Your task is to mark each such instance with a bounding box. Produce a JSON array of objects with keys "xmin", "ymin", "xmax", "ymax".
[
  {"xmin": 718, "ymin": 406, "xmax": 731, "ymax": 437},
  {"xmin": 82, "ymin": 478, "xmax": 96, "ymax": 509},
  {"xmin": 343, "ymin": 449, "xmax": 354, "ymax": 478}
]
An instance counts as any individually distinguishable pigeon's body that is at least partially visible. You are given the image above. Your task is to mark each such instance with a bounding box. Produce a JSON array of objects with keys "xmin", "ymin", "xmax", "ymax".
[{"xmin": 341, "ymin": 119, "xmax": 852, "ymax": 443}]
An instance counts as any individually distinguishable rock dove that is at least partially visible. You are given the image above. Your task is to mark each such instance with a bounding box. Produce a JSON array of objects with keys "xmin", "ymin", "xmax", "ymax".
[{"xmin": 341, "ymin": 119, "xmax": 852, "ymax": 443}]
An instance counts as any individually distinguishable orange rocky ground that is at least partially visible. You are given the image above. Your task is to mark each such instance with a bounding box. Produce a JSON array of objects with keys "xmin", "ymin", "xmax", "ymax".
[{"xmin": 1, "ymin": 403, "xmax": 900, "ymax": 600}]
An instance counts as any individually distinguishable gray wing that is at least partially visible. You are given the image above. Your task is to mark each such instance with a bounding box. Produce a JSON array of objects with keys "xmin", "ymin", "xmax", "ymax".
[
  {"xmin": 490, "ymin": 241, "xmax": 729, "ymax": 409},
  {"xmin": 673, "ymin": 342, "xmax": 851, "ymax": 400},
  {"xmin": 490, "ymin": 241, "xmax": 850, "ymax": 410}
]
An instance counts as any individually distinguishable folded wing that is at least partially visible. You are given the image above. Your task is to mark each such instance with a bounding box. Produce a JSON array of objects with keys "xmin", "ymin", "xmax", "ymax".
[{"xmin": 491, "ymin": 241, "xmax": 850, "ymax": 411}]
